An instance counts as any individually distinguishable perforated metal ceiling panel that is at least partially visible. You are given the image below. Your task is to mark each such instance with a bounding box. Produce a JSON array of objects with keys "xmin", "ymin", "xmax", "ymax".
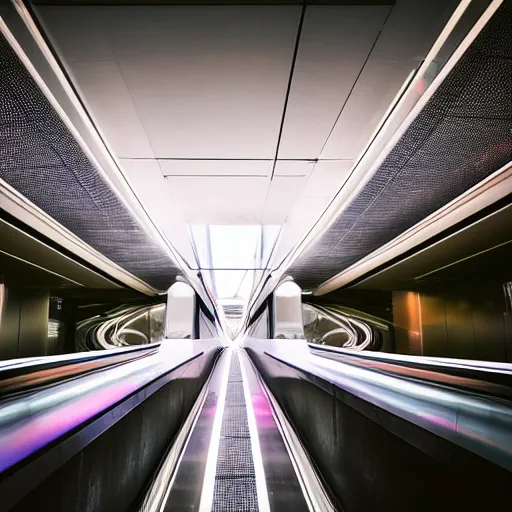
[
  {"xmin": 0, "ymin": 34, "xmax": 179, "ymax": 291},
  {"xmin": 289, "ymin": 1, "xmax": 512, "ymax": 291}
]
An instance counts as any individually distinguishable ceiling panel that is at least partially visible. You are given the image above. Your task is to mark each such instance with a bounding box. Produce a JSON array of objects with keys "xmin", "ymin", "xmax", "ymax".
[
  {"xmin": 273, "ymin": 160, "xmax": 315, "ymax": 176},
  {"xmin": 119, "ymin": 158, "xmax": 197, "ymax": 267},
  {"xmin": 370, "ymin": 0, "xmax": 460, "ymax": 61},
  {"xmin": 271, "ymin": 195, "xmax": 331, "ymax": 268},
  {"xmin": 39, "ymin": 6, "xmax": 300, "ymax": 158},
  {"xmin": 320, "ymin": 58, "xmax": 416, "ymax": 160},
  {"xmin": 261, "ymin": 176, "xmax": 308, "ymax": 223},
  {"xmin": 38, "ymin": 6, "xmax": 115, "ymax": 63},
  {"xmin": 159, "ymin": 159, "xmax": 271, "ymax": 177},
  {"xmin": 164, "ymin": 175, "xmax": 269, "ymax": 224},
  {"xmin": 269, "ymin": 159, "xmax": 353, "ymax": 265},
  {"xmin": 70, "ymin": 61, "xmax": 154, "ymax": 159},
  {"xmin": 320, "ymin": 0, "xmax": 460, "ymax": 160},
  {"xmin": 305, "ymin": 159, "xmax": 353, "ymax": 197},
  {"xmin": 98, "ymin": 5, "xmax": 299, "ymax": 159},
  {"xmin": 278, "ymin": 5, "xmax": 390, "ymax": 160}
]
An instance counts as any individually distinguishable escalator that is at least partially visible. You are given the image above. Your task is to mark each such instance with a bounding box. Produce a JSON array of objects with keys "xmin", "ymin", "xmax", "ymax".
[{"xmin": 2, "ymin": 325, "xmax": 512, "ymax": 511}]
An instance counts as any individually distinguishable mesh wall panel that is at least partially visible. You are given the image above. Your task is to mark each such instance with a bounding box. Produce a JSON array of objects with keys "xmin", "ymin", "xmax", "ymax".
[
  {"xmin": 289, "ymin": 1, "xmax": 512, "ymax": 290},
  {"xmin": 0, "ymin": 34, "xmax": 178, "ymax": 291}
]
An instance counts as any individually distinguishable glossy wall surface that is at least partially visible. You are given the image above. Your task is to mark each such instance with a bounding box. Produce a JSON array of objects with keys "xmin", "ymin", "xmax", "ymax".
[
  {"xmin": 0, "ymin": 286, "xmax": 49, "ymax": 360},
  {"xmin": 393, "ymin": 284, "xmax": 512, "ymax": 361}
]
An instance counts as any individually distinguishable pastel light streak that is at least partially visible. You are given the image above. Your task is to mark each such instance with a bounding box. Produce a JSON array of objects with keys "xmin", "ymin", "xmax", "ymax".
[
  {"xmin": 251, "ymin": 393, "xmax": 276, "ymax": 430},
  {"xmin": 0, "ymin": 342, "xmax": 204, "ymax": 473},
  {"xmin": 417, "ymin": 412, "xmax": 456, "ymax": 431},
  {"xmin": 0, "ymin": 380, "xmax": 134, "ymax": 473}
]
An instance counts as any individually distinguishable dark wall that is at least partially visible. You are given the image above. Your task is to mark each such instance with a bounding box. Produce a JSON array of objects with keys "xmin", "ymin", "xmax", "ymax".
[
  {"xmin": 393, "ymin": 283, "xmax": 512, "ymax": 361},
  {"xmin": 0, "ymin": 285, "xmax": 49, "ymax": 360},
  {"xmin": 314, "ymin": 280, "xmax": 512, "ymax": 362}
]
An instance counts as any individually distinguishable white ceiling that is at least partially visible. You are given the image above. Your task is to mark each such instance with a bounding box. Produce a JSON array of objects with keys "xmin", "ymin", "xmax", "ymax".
[
  {"xmin": 37, "ymin": 1, "xmax": 456, "ymax": 283},
  {"xmin": 278, "ymin": 5, "xmax": 390, "ymax": 160}
]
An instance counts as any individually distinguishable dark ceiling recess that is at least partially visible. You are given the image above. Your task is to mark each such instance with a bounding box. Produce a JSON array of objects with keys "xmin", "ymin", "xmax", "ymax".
[
  {"xmin": 289, "ymin": 0, "xmax": 512, "ymax": 291},
  {"xmin": 0, "ymin": 33, "xmax": 179, "ymax": 292}
]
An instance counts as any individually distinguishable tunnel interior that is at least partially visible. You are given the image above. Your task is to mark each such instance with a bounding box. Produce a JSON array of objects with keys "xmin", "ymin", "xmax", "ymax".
[{"xmin": 1, "ymin": 0, "xmax": 512, "ymax": 511}]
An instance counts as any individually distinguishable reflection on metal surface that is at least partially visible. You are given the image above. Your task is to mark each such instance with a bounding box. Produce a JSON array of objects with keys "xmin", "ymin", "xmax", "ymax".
[
  {"xmin": 238, "ymin": 349, "xmax": 319, "ymax": 512},
  {"xmin": 77, "ymin": 303, "xmax": 166, "ymax": 351},
  {"xmin": 303, "ymin": 304, "xmax": 383, "ymax": 351},
  {"xmin": 244, "ymin": 337, "xmax": 512, "ymax": 472}
]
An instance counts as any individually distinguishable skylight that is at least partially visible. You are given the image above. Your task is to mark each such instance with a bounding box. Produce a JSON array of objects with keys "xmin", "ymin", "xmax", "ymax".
[{"xmin": 189, "ymin": 224, "xmax": 280, "ymax": 337}]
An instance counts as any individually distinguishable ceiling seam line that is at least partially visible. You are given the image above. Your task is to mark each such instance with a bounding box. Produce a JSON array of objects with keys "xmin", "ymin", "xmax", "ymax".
[
  {"xmin": 259, "ymin": 0, "xmax": 307, "ymax": 225},
  {"xmin": 317, "ymin": 4, "xmax": 394, "ymax": 158},
  {"xmin": 106, "ymin": 38, "xmax": 160, "ymax": 162},
  {"xmin": 267, "ymin": 5, "xmax": 395, "ymax": 275},
  {"xmin": 163, "ymin": 175, "xmax": 271, "ymax": 178},
  {"xmin": 269, "ymin": 0, "xmax": 307, "ymax": 181}
]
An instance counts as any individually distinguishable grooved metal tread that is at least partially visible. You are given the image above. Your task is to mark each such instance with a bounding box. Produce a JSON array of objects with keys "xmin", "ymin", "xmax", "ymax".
[{"xmin": 212, "ymin": 353, "xmax": 258, "ymax": 511}]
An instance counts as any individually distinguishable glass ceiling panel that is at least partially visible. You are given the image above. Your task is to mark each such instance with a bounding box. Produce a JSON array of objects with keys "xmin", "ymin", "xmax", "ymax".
[
  {"xmin": 210, "ymin": 225, "xmax": 261, "ymax": 269},
  {"xmin": 189, "ymin": 224, "xmax": 279, "ymax": 337},
  {"xmin": 190, "ymin": 224, "xmax": 280, "ymax": 270}
]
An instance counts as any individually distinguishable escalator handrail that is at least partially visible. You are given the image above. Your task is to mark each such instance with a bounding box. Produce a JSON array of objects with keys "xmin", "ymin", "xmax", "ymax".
[
  {"xmin": 309, "ymin": 343, "xmax": 512, "ymax": 386},
  {"xmin": 0, "ymin": 340, "xmax": 220, "ymax": 477},
  {"xmin": 245, "ymin": 338, "xmax": 512, "ymax": 472},
  {"xmin": 0, "ymin": 343, "xmax": 160, "ymax": 397}
]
